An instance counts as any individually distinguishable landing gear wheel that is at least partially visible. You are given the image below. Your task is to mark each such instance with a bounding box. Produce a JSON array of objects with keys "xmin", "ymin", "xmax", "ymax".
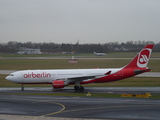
[
  {"xmin": 74, "ymin": 86, "xmax": 79, "ymax": 91},
  {"xmin": 21, "ymin": 87, "xmax": 24, "ymax": 91},
  {"xmin": 21, "ymin": 84, "xmax": 24, "ymax": 91},
  {"xmin": 74, "ymin": 86, "xmax": 84, "ymax": 91},
  {"xmin": 80, "ymin": 86, "xmax": 84, "ymax": 91}
]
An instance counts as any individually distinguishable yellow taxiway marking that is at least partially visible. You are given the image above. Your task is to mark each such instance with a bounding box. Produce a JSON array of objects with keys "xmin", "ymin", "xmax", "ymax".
[
  {"xmin": 61, "ymin": 104, "xmax": 160, "ymax": 114},
  {"xmin": 0, "ymin": 97, "xmax": 66, "ymax": 120},
  {"xmin": 1, "ymin": 97, "xmax": 160, "ymax": 120},
  {"xmin": 41, "ymin": 102, "xmax": 65, "ymax": 116},
  {"xmin": 33, "ymin": 101, "xmax": 65, "ymax": 120}
]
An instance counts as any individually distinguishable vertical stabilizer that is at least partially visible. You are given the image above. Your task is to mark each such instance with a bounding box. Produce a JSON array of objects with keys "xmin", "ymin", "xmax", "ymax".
[{"xmin": 124, "ymin": 44, "xmax": 154, "ymax": 69}]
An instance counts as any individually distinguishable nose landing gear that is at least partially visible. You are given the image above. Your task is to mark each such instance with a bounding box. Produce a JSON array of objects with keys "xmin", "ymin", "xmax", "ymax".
[{"xmin": 21, "ymin": 84, "xmax": 24, "ymax": 91}]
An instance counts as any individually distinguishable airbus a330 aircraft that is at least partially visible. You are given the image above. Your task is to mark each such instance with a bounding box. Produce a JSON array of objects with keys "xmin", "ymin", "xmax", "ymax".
[{"xmin": 6, "ymin": 44, "xmax": 154, "ymax": 91}]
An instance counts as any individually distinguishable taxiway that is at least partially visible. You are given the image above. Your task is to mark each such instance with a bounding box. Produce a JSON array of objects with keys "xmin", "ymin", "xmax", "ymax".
[
  {"xmin": 0, "ymin": 94, "xmax": 160, "ymax": 120},
  {"xmin": 1, "ymin": 87, "xmax": 160, "ymax": 95},
  {"xmin": 0, "ymin": 87, "xmax": 160, "ymax": 120}
]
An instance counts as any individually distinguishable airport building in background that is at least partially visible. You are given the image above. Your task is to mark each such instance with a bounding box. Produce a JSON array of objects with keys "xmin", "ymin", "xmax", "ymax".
[{"xmin": 17, "ymin": 47, "xmax": 41, "ymax": 54}]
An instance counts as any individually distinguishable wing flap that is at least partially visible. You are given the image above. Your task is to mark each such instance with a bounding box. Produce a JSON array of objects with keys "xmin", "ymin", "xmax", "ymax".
[{"xmin": 68, "ymin": 75, "xmax": 96, "ymax": 81}]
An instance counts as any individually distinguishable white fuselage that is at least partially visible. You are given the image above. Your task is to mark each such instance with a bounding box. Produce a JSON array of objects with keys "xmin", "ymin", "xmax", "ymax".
[{"xmin": 6, "ymin": 68, "xmax": 121, "ymax": 84}]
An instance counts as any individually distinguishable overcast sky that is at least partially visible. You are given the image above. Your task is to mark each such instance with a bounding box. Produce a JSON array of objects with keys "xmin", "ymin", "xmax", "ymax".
[{"xmin": 1, "ymin": 0, "xmax": 160, "ymax": 44}]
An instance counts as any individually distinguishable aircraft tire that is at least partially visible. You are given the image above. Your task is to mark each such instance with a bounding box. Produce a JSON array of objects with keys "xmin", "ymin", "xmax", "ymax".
[
  {"xmin": 21, "ymin": 87, "xmax": 24, "ymax": 91},
  {"xmin": 74, "ymin": 86, "xmax": 79, "ymax": 91},
  {"xmin": 80, "ymin": 86, "xmax": 84, "ymax": 91},
  {"xmin": 74, "ymin": 86, "xmax": 84, "ymax": 91}
]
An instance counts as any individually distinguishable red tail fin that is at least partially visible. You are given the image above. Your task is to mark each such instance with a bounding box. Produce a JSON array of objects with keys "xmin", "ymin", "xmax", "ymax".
[{"xmin": 124, "ymin": 44, "xmax": 154, "ymax": 69}]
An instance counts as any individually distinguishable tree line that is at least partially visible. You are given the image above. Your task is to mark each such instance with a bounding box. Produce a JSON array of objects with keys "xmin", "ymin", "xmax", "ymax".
[{"xmin": 0, "ymin": 41, "xmax": 160, "ymax": 54}]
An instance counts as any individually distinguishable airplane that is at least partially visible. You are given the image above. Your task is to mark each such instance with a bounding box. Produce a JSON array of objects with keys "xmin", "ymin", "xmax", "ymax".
[
  {"xmin": 6, "ymin": 44, "xmax": 154, "ymax": 91},
  {"xmin": 93, "ymin": 51, "xmax": 106, "ymax": 56}
]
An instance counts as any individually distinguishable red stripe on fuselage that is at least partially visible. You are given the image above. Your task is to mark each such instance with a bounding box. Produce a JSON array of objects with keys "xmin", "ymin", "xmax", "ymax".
[{"xmin": 80, "ymin": 68, "xmax": 149, "ymax": 84}]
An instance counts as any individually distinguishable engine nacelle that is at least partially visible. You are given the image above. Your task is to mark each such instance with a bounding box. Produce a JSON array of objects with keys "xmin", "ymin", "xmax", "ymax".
[{"xmin": 52, "ymin": 80, "xmax": 65, "ymax": 88}]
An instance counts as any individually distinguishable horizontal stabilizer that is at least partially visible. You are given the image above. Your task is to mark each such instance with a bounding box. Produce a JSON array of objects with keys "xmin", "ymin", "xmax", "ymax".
[{"xmin": 134, "ymin": 69, "xmax": 151, "ymax": 74}]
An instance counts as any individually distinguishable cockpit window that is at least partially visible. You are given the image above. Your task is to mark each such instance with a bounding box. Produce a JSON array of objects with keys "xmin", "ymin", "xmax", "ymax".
[{"xmin": 9, "ymin": 74, "xmax": 14, "ymax": 76}]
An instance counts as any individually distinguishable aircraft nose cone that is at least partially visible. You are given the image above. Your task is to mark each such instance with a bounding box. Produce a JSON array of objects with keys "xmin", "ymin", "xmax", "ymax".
[
  {"xmin": 5, "ymin": 76, "xmax": 9, "ymax": 80},
  {"xmin": 5, "ymin": 73, "xmax": 20, "ymax": 83},
  {"xmin": 5, "ymin": 75, "xmax": 14, "ymax": 82},
  {"xmin": 5, "ymin": 76, "xmax": 12, "ymax": 81}
]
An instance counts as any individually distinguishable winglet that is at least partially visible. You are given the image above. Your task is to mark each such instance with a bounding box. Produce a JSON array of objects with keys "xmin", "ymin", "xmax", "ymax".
[{"xmin": 104, "ymin": 71, "xmax": 111, "ymax": 75}]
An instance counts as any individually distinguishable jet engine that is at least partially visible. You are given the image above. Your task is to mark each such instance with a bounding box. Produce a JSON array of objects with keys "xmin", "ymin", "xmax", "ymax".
[{"xmin": 52, "ymin": 80, "xmax": 65, "ymax": 88}]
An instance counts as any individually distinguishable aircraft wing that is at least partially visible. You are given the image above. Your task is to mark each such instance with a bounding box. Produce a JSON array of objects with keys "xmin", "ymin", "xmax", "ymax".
[{"xmin": 64, "ymin": 71, "xmax": 112, "ymax": 82}]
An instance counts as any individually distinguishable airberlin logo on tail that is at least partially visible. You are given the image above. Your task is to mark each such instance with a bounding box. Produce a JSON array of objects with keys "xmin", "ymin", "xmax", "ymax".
[
  {"xmin": 139, "ymin": 55, "xmax": 148, "ymax": 63},
  {"xmin": 137, "ymin": 48, "xmax": 152, "ymax": 68},
  {"xmin": 23, "ymin": 72, "xmax": 51, "ymax": 78}
]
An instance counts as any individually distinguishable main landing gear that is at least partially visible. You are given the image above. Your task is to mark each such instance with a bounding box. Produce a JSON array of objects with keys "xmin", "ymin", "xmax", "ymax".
[
  {"xmin": 74, "ymin": 86, "xmax": 84, "ymax": 91},
  {"xmin": 74, "ymin": 82, "xmax": 84, "ymax": 91},
  {"xmin": 21, "ymin": 84, "xmax": 24, "ymax": 91}
]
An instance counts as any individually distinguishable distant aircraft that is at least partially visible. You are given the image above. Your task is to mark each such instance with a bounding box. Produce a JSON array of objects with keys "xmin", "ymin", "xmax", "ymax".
[
  {"xmin": 6, "ymin": 45, "xmax": 154, "ymax": 91},
  {"xmin": 93, "ymin": 51, "xmax": 106, "ymax": 56}
]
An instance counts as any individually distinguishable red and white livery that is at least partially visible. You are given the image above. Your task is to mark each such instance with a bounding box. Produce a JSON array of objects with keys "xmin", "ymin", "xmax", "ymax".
[{"xmin": 6, "ymin": 44, "xmax": 154, "ymax": 91}]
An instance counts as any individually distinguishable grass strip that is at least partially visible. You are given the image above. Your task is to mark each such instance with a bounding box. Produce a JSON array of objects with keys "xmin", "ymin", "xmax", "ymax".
[
  {"xmin": 0, "ymin": 59, "xmax": 159, "ymax": 72},
  {"xmin": 1, "ymin": 92, "xmax": 160, "ymax": 99}
]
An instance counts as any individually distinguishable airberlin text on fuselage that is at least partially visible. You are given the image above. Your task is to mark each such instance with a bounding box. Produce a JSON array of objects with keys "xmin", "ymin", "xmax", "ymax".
[{"xmin": 23, "ymin": 72, "xmax": 51, "ymax": 78}]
